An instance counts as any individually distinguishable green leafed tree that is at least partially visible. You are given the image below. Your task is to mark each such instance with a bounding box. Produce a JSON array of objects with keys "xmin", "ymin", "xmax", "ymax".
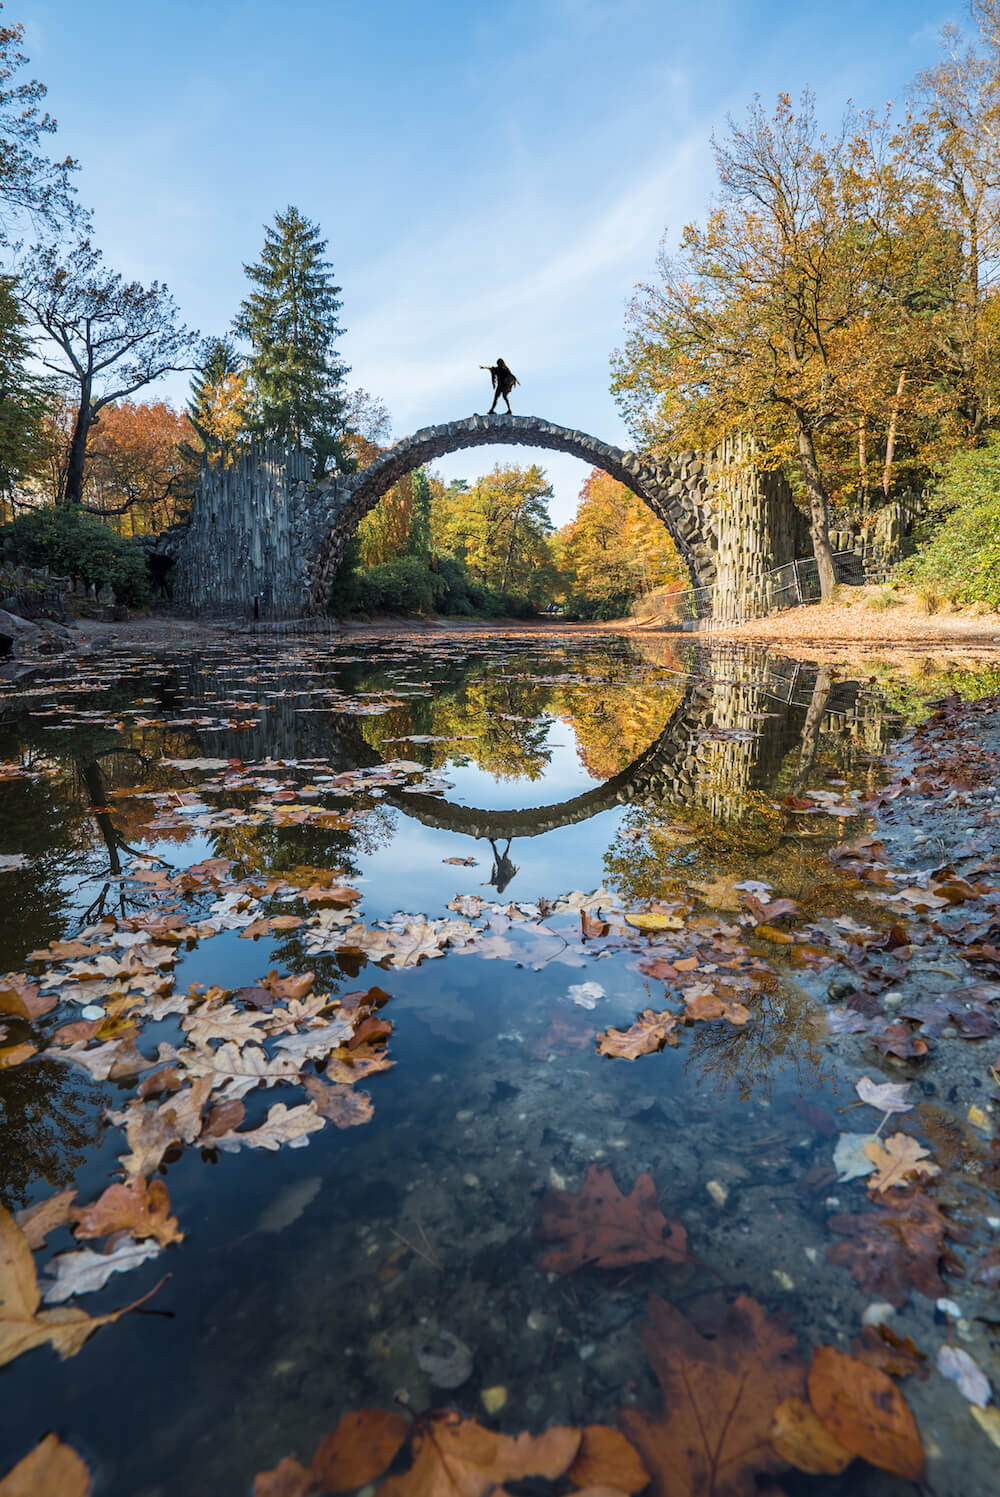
[
  {"xmin": 233, "ymin": 205, "xmax": 349, "ymax": 474},
  {"xmin": 0, "ymin": 274, "xmax": 51, "ymax": 512}
]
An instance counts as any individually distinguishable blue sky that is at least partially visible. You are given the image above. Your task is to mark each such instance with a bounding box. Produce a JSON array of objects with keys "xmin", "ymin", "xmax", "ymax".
[{"xmin": 19, "ymin": 0, "xmax": 961, "ymax": 523}]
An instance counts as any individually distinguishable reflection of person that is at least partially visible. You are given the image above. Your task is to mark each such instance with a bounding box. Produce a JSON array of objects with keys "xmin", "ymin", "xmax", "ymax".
[
  {"xmin": 485, "ymin": 837, "xmax": 519, "ymax": 894},
  {"xmin": 480, "ymin": 357, "xmax": 519, "ymax": 414}
]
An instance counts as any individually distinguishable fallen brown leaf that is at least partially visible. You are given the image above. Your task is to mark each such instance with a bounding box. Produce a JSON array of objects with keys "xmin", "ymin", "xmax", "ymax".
[
  {"xmin": 0, "ymin": 1434, "xmax": 91, "ymax": 1496},
  {"xmin": 807, "ymin": 1346, "xmax": 923, "ymax": 1480},
  {"xmin": 378, "ymin": 1414, "xmax": 580, "ymax": 1497},
  {"xmin": 864, "ymin": 1133, "xmax": 939, "ymax": 1194},
  {"xmin": 770, "ymin": 1396, "xmax": 853, "ymax": 1475},
  {"xmin": 620, "ymin": 1294, "xmax": 804, "ymax": 1497},
  {"xmin": 14, "ymin": 1190, "xmax": 77, "ymax": 1250},
  {"xmin": 71, "ymin": 1178, "xmax": 183, "ymax": 1247},
  {"xmin": 826, "ymin": 1193, "xmax": 963, "ymax": 1305},
  {"xmin": 0, "ymin": 1204, "xmax": 161, "ymax": 1368},
  {"xmin": 565, "ymin": 1426, "xmax": 649, "ymax": 1492},
  {"xmin": 311, "ymin": 1408, "xmax": 410, "ymax": 1490},
  {"xmin": 536, "ymin": 1166, "xmax": 688, "ymax": 1273},
  {"xmin": 596, "ymin": 1010, "xmax": 679, "ymax": 1059}
]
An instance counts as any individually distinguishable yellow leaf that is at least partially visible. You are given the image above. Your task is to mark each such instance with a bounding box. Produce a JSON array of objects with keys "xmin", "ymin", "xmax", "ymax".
[{"xmin": 624, "ymin": 912, "xmax": 684, "ymax": 932}]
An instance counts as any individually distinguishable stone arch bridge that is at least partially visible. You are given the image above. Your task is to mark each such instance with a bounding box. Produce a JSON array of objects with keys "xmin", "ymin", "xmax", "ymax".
[{"xmin": 172, "ymin": 414, "xmax": 809, "ymax": 623}]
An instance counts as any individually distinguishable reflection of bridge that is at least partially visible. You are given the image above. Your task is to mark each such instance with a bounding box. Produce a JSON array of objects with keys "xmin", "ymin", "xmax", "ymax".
[{"xmin": 387, "ymin": 680, "xmax": 715, "ymax": 839}]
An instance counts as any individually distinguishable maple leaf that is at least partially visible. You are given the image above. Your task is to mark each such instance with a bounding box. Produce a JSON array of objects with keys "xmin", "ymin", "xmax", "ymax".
[
  {"xmin": 0, "ymin": 1434, "xmax": 91, "ymax": 1496},
  {"xmin": 620, "ymin": 1294, "xmax": 804, "ymax": 1497},
  {"xmin": 535, "ymin": 1165, "xmax": 688, "ymax": 1272},
  {"xmin": 864, "ymin": 1133, "xmax": 939, "ymax": 1193},
  {"xmin": 0, "ymin": 1205, "xmax": 160, "ymax": 1369},
  {"xmin": 379, "ymin": 1414, "xmax": 581, "ymax": 1497},
  {"xmin": 207, "ymin": 1101, "xmax": 325, "ymax": 1152},
  {"xmin": 827, "ymin": 1193, "xmax": 963, "ymax": 1305},
  {"xmin": 71, "ymin": 1178, "xmax": 183, "ymax": 1247},
  {"xmin": 42, "ymin": 1240, "xmax": 161, "ymax": 1303},
  {"xmin": 597, "ymin": 1010, "xmax": 679, "ymax": 1059},
  {"xmin": 807, "ymin": 1346, "xmax": 923, "ymax": 1480}
]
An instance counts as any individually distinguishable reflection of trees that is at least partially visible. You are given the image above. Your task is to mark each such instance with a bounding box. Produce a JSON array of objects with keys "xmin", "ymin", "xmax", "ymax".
[
  {"xmin": 0, "ymin": 1059, "xmax": 107, "ymax": 1210},
  {"xmin": 685, "ymin": 987, "xmax": 827, "ymax": 1101}
]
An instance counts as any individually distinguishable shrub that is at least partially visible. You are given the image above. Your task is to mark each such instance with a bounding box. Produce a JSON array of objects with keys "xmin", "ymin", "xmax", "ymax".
[
  {"xmin": 1, "ymin": 505, "xmax": 151, "ymax": 607},
  {"xmin": 898, "ymin": 438, "xmax": 1000, "ymax": 610},
  {"xmin": 915, "ymin": 586, "xmax": 946, "ymax": 615},
  {"xmin": 864, "ymin": 586, "xmax": 899, "ymax": 611}
]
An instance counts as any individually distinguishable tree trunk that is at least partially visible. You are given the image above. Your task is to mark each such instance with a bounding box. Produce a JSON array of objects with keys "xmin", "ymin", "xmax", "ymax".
[
  {"xmin": 63, "ymin": 385, "xmax": 93, "ymax": 506},
  {"xmin": 857, "ymin": 416, "xmax": 870, "ymax": 524},
  {"xmin": 795, "ymin": 417, "xmax": 836, "ymax": 601},
  {"xmin": 793, "ymin": 668, "xmax": 832, "ymax": 791},
  {"xmin": 882, "ymin": 369, "xmax": 906, "ymax": 498}
]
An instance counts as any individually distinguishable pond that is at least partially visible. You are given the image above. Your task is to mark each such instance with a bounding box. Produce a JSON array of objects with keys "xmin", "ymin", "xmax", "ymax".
[{"xmin": 1, "ymin": 630, "xmax": 999, "ymax": 1496}]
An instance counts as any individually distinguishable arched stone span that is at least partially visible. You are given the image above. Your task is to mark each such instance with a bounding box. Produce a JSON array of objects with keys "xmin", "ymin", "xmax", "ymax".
[
  {"xmin": 385, "ymin": 676, "xmax": 715, "ymax": 840},
  {"xmin": 304, "ymin": 413, "xmax": 720, "ymax": 615}
]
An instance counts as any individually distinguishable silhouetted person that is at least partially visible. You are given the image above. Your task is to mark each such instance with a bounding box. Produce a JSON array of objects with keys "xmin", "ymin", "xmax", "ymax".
[
  {"xmin": 481, "ymin": 357, "xmax": 519, "ymax": 414},
  {"xmin": 485, "ymin": 838, "xmax": 519, "ymax": 895}
]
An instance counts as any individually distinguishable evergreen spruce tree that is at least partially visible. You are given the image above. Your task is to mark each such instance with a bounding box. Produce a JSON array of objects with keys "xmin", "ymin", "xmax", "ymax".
[{"xmin": 233, "ymin": 206, "xmax": 348, "ymax": 474}]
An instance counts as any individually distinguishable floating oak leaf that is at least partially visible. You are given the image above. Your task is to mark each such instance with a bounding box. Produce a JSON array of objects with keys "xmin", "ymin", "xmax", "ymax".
[
  {"xmin": 596, "ymin": 1010, "xmax": 679, "ymax": 1059},
  {"xmin": 864, "ymin": 1133, "xmax": 939, "ymax": 1193},
  {"xmin": 14, "ymin": 1190, "xmax": 77, "ymax": 1250},
  {"xmin": 207, "ymin": 1101, "xmax": 325, "ymax": 1153},
  {"xmin": 535, "ymin": 1165, "xmax": 687, "ymax": 1273},
  {"xmin": 42, "ymin": 1239, "xmax": 161, "ymax": 1303},
  {"xmin": 302, "ymin": 1076, "xmax": 373, "ymax": 1127},
  {"xmin": 0, "ymin": 1205, "xmax": 160, "ymax": 1368},
  {"xmin": 807, "ymin": 1345, "xmax": 924, "ymax": 1480},
  {"xmin": 0, "ymin": 975, "xmax": 55, "ymax": 1021},
  {"xmin": 620, "ymin": 1294, "xmax": 804, "ymax": 1497},
  {"xmin": 0, "ymin": 1434, "xmax": 91, "ymax": 1496},
  {"xmin": 71, "ymin": 1178, "xmax": 183, "ymax": 1247}
]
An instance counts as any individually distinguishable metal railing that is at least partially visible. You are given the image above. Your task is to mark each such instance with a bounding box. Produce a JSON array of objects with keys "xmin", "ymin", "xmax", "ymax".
[{"xmin": 632, "ymin": 551, "xmax": 873, "ymax": 631}]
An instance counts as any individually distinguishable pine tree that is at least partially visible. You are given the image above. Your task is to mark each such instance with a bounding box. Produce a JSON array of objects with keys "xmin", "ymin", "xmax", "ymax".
[{"xmin": 233, "ymin": 206, "xmax": 348, "ymax": 473}]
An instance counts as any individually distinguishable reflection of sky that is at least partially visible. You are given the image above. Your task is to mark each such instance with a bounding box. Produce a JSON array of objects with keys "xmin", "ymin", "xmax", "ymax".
[
  {"xmin": 439, "ymin": 718, "xmax": 603, "ymax": 809},
  {"xmin": 354, "ymin": 803, "xmax": 626, "ymax": 921}
]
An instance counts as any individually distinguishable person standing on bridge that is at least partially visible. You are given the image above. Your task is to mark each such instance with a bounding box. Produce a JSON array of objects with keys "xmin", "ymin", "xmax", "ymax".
[{"xmin": 480, "ymin": 357, "xmax": 519, "ymax": 414}]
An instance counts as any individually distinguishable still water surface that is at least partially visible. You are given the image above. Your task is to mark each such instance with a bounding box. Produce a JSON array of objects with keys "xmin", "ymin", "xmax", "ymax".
[{"xmin": 1, "ymin": 632, "xmax": 998, "ymax": 1495}]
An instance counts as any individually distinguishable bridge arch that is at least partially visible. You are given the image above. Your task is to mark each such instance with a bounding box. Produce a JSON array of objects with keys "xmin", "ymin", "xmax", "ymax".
[{"xmin": 304, "ymin": 414, "xmax": 719, "ymax": 615}]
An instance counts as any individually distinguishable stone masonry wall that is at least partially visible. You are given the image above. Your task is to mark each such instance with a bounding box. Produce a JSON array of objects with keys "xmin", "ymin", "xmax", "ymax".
[{"xmin": 172, "ymin": 415, "xmax": 813, "ymax": 622}]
